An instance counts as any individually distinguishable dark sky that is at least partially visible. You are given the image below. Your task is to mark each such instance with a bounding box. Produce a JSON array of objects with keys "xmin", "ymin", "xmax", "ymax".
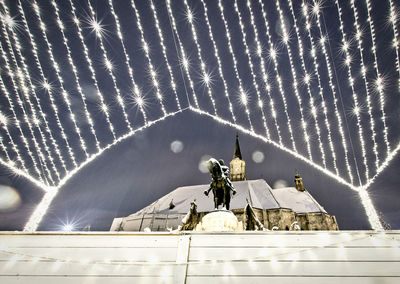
[{"xmin": 0, "ymin": 0, "xmax": 399, "ymax": 231}]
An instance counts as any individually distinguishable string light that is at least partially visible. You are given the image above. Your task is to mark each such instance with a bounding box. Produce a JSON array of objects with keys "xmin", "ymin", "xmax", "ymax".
[
  {"xmin": 3, "ymin": 10, "xmax": 68, "ymax": 177},
  {"xmin": 0, "ymin": 0, "xmax": 393, "ymax": 231},
  {"xmin": 218, "ymin": 0, "xmax": 254, "ymax": 131},
  {"xmin": 190, "ymin": 106, "xmax": 384, "ymax": 230},
  {"xmin": 165, "ymin": 0, "xmax": 199, "ymax": 108},
  {"xmin": 51, "ymin": 0, "xmax": 100, "ymax": 152},
  {"xmin": 0, "ymin": 134, "xmax": 11, "ymax": 163},
  {"xmin": 257, "ymin": 0, "xmax": 297, "ymax": 152},
  {"xmin": 234, "ymin": 0, "xmax": 270, "ymax": 139},
  {"xmin": 0, "ymin": 25, "xmax": 58, "ymax": 185},
  {"xmin": 0, "ymin": 158, "xmax": 48, "ymax": 190},
  {"xmin": 0, "ymin": 2, "xmax": 63, "ymax": 182},
  {"xmin": 149, "ymin": 0, "xmax": 181, "ymax": 111},
  {"xmin": 191, "ymin": 106, "xmax": 355, "ymax": 190},
  {"xmin": 67, "ymin": 0, "xmax": 116, "ymax": 140},
  {"xmin": 129, "ymin": 0, "xmax": 167, "ymax": 116},
  {"xmin": 199, "ymin": 0, "xmax": 236, "ymax": 123},
  {"xmin": 302, "ymin": 1, "xmax": 353, "ymax": 183},
  {"xmin": 24, "ymin": 187, "xmax": 57, "ymax": 232},
  {"xmin": 86, "ymin": 0, "xmax": 133, "ymax": 133},
  {"xmin": 0, "ymin": 41, "xmax": 47, "ymax": 184},
  {"xmin": 334, "ymin": 0, "xmax": 369, "ymax": 183},
  {"xmin": 106, "ymin": 0, "xmax": 149, "ymax": 123},
  {"xmin": 365, "ymin": 0, "xmax": 390, "ymax": 156},
  {"xmin": 363, "ymin": 142, "xmax": 400, "ymax": 192},
  {"xmin": 24, "ymin": 109, "xmax": 185, "ymax": 232},
  {"xmin": 182, "ymin": 0, "xmax": 217, "ymax": 115},
  {"xmin": 30, "ymin": 0, "xmax": 86, "ymax": 163},
  {"xmin": 246, "ymin": 0, "xmax": 282, "ymax": 143},
  {"xmin": 0, "ymin": 88, "xmax": 29, "ymax": 175},
  {"xmin": 275, "ymin": 0, "xmax": 311, "ymax": 158},
  {"xmin": 19, "ymin": 0, "xmax": 82, "ymax": 169},
  {"xmin": 287, "ymin": 0, "xmax": 328, "ymax": 165},
  {"xmin": 388, "ymin": 0, "xmax": 400, "ymax": 91},
  {"xmin": 349, "ymin": 0, "xmax": 379, "ymax": 172}
]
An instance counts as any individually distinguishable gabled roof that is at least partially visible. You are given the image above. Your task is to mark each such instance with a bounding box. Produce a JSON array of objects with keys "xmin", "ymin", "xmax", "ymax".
[{"xmin": 129, "ymin": 179, "xmax": 326, "ymax": 218}]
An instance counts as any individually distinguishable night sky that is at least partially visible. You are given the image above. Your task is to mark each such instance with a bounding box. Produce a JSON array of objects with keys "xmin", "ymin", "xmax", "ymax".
[{"xmin": 0, "ymin": 0, "xmax": 399, "ymax": 231}]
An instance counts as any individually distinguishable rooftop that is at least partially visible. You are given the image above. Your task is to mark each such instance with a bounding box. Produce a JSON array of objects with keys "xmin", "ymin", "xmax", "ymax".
[{"xmin": 130, "ymin": 179, "xmax": 327, "ymax": 217}]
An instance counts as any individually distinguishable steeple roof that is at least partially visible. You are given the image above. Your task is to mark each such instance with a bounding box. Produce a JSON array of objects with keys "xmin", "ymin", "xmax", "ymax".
[{"xmin": 233, "ymin": 133, "xmax": 242, "ymax": 160}]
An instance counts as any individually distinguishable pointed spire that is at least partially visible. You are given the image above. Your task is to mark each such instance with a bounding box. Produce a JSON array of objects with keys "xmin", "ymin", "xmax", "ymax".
[{"xmin": 233, "ymin": 132, "xmax": 242, "ymax": 160}]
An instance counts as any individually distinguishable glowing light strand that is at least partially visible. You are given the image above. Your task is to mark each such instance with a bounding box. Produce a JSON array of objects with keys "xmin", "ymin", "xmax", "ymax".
[
  {"xmin": 192, "ymin": 106, "xmax": 354, "ymax": 189},
  {"xmin": 257, "ymin": 0, "xmax": 297, "ymax": 152},
  {"xmin": 165, "ymin": 0, "xmax": 199, "ymax": 108},
  {"xmin": 24, "ymin": 105, "xmax": 384, "ymax": 231},
  {"xmin": 350, "ymin": 0, "xmax": 380, "ymax": 172},
  {"xmin": 217, "ymin": 0, "xmax": 254, "ymax": 131},
  {"xmin": 0, "ymin": 43, "xmax": 45, "ymax": 183},
  {"xmin": 67, "ymin": 0, "xmax": 116, "ymax": 140},
  {"xmin": 17, "ymin": 0, "xmax": 77, "ymax": 168},
  {"xmin": 0, "ymin": 134, "xmax": 11, "ymax": 163},
  {"xmin": 302, "ymin": 2, "xmax": 337, "ymax": 172},
  {"xmin": 24, "ymin": 109, "xmax": 185, "ymax": 232},
  {"xmin": 106, "ymin": 0, "xmax": 148, "ymax": 123},
  {"xmin": 24, "ymin": 188, "xmax": 57, "ymax": 232},
  {"xmin": 358, "ymin": 185, "xmax": 383, "ymax": 230},
  {"xmin": 333, "ymin": 0, "xmax": 369, "ymax": 182},
  {"xmin": 0, "ymin": 158, "xmax": 48, "ymax": 190},
  {"xmin": 182, "ymin": 0, "xmax": 217, "ymax": 115},
  {"xmin": 0, "ymin": 88, "xmax": 29, "ymax": 174},
  {"xmin": 388, "ymin": 0, "xmax": 400, "ymax": 91},
  {"xmin": 302, "ymin": 2, "xmax": 353, "ymax": 183},
  {"xmin": 129, "ymin": 0, "xmax": 167, "ymax": 116},
  {"xmin": 199, "ymin": 0, "xmax": 236, "ymax": 123},
  {"xmin": 149, "ymin": 0, "xmax": 181, "ymax": 111},
  {"xmin": 0, "ymin": 17, "xmax": 59, "ymax": 183},
  {"xmin": 2, "ymin": 7, "xmax": 68, "ymax": 177},
  {"xmin": 365, "ymin": 0, "xmax": 390, "ymax": 156},
  {"xmin": 51, "ymin": 0, "xmax": 101, "ymax": 152},
  {"xmin": 1, "ymin": 1, "xmax": 65, "ymax": 177},
  {"xmin": 86, "ymin": 0, "xmax": 133, "ymax": 132},
  {"xmin": 246, "ymin": 0, "xmax": 282, "ymax": 143},
  {"xmin": 275, "ymin": 0, "xmax": 312, "ymax": 159},
  {"xmin": 0, "ymin": 0, "xmax": 388, "ymax": 233},
  {"xmin": 364, "ymin": 142, "xmax": 400, "ymax": 191},
  {"xmin": 190, "ymin": 106, "xmax": 383, "ymax": 230},
  {"xmin": 287, "ymin": 0, "xmax": 326, "ymax": 166},
  {"xmin": 234, "ymin": 0, "xmax": 270, "ymax": 139},
  {"xmin": 31, "ymin": 0, "xmax": 89, "ymax": 159},
  {"xmin": 305, "ymin": 2, "xmax": 339, "ymax": 170}
]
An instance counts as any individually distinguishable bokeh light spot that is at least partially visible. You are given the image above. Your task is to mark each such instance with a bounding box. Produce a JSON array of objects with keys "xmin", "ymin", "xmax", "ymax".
[
  {"xmin": 170, "ymin": 140, "xmax": 184, "ymax": 153},
  {"xmin": 198, "ymin": 155, "xmax": 212, "ymax": 173},
  {"xmin": 0, "ymin": 185, "xmax": 21, "ymax": 212},
  {"xmin": 252, "ymin": 151, "xmax": 265, "ymax": 163}
]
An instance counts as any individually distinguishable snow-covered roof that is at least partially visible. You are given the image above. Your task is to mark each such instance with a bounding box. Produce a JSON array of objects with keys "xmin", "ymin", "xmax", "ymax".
[{"xmin": 129, "ymin": 179, "xmax": 326, "ymax": 217}]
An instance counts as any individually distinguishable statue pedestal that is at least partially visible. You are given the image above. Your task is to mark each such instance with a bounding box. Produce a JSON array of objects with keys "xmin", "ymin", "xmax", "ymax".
[{"xmin": 196, "ymin": 210, "xmax": 242, "ymax": 231}]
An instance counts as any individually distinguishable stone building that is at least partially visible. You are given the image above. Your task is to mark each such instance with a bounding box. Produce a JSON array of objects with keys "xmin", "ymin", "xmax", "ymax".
[{"xmin": 111, "ymin": 136, "xmax": 338, "ymax": 231}]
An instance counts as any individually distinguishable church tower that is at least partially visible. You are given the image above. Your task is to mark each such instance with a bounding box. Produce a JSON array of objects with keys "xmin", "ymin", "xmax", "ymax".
[
  {"xmin": 230, "ymin": 133, "xmax": 246, "ymax": 181},
  {"xmin": 294, "ymin": 171, "xmax": 305, "ymax": 191}
]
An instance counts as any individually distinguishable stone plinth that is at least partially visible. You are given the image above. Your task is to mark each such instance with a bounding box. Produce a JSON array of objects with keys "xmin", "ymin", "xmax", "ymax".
[{"xmin": 196, "ymin": 210, "xmax": 242, "ymax": 231}]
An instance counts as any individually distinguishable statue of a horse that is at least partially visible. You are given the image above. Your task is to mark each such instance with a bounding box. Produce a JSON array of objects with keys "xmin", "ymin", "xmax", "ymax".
[{"xmin": 204, "ymin": 158, "xmax": 236, "ymax": 210}]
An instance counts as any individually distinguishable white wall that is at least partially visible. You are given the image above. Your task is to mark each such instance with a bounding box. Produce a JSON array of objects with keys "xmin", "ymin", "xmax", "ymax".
[{"xmin": 0, "ymin": 231, "xmax": 399, "ymax": 283}]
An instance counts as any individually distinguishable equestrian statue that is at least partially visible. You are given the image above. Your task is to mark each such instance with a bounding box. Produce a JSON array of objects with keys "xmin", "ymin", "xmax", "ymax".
[{"xmin": 204, "ymin": 158, "xmax": 236, "ymax": 210}]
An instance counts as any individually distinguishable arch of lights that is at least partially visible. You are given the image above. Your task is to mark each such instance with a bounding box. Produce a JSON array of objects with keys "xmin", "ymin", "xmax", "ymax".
[{"xmin": 0, "ymin": 0, "xmax": 398, "ymax": 231}]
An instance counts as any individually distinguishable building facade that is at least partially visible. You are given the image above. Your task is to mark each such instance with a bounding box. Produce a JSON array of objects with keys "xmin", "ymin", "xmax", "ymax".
[{"xmin": 111, "ymin": 135, "xmax": 338, "ymax": 232}]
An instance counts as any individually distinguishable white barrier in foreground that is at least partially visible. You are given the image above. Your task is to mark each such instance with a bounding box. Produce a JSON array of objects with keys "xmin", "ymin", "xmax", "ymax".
[{"xmin": 0, "ymin": 231, "xmax": 399, "ymax": 283}]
